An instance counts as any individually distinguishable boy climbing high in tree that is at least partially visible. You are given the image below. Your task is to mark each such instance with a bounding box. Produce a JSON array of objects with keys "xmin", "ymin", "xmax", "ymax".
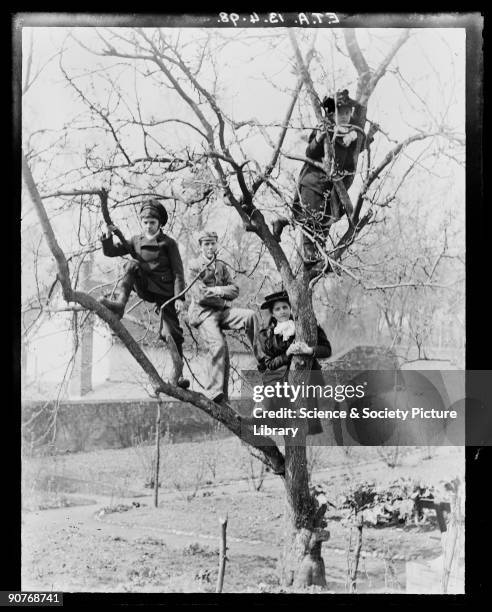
[
  {"xmin": 272, "ymin": 89, "xmax": 377, "ymax": 267},
  {"xmin": 99, "ymin": 199, "xmax": 190, "ymax": 389}
]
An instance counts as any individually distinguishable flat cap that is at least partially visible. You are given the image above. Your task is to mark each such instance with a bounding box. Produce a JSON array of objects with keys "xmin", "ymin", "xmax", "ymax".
[{"xmin": 197, "ymin": 230, "xmax": 218, "ymax": 244}]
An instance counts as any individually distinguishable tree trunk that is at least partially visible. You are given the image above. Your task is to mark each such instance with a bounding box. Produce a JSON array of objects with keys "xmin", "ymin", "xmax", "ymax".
[
  {"xmin": 280, "ymin": 445, "xmax": 329, "ymax": 587},
  {"xmin": 277, "ymin": 279, "xmax": 330, "ymax": 588}
]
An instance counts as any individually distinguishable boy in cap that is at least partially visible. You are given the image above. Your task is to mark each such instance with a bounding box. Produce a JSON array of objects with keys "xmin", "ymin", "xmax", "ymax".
[
  {"xmin": 272, "ymin": 89, "xmax": 376, "ymax": 264},
  {"xmin": 187, "ymin": 231, "xmax": 263, "ymax": 404},
  {"xmin": 99, "ymin": 199, "xmax": 189, "ymax": 389}
]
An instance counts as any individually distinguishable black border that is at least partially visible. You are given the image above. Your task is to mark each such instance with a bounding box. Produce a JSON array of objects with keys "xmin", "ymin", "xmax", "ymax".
[{"xmin": 10, "ymin": 9, "xmax": 487, "ymax": 605}]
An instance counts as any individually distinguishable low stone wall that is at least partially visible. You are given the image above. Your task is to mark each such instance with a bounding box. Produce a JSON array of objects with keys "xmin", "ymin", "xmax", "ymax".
[
  {"xmin": 23, "ymin": 346, "xmax": 398, "ymax": 455},
  {"xmin": 22, "ymin": 398, "xmax": 251, "ymax": 454},
  {"xmin": 323, "ymin": 345, "xmax": 399, "ymax": 372}
]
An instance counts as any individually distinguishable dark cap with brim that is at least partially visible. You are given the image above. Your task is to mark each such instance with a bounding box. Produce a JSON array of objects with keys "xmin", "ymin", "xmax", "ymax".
[
  {"xmin": 140, "ymin": 200, "xmax": 168, "ymax": 226},
  {"xmin": 260, "ymin": 290, "xmax": 290, "ymax": 310},
  {"xmin": 322, "ymin": 89, "xmax": 356, "ymax": 113}
]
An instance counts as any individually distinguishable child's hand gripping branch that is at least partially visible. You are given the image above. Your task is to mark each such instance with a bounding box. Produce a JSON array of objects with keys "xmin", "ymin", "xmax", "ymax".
[{"xmin": 286, "ymin": 341, "xmax": 315, "ymax": 356}]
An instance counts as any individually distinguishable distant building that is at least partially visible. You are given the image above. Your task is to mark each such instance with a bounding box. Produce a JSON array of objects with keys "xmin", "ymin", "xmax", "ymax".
[{"xmin": 22, "ymin": 292, "xmax": 258, "ymax": 402}]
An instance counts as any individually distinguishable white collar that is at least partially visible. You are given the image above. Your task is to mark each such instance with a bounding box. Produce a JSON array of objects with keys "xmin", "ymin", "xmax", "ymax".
[
  {"xmin": 144, "ymin": 229, "xmax": 162, "ymax": 241},
  {"xmin": 274, "ymin": 319, "xmax": 296, "ymax": 340}
]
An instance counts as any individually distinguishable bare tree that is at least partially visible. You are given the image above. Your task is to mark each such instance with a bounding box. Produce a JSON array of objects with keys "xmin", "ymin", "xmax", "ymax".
[{"xmin": 21, "ymin": 26, "xmax": 464, "ymax": 588}]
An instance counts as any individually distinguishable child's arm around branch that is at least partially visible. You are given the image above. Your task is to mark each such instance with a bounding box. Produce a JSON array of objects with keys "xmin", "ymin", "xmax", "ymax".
[
  {"xmin": 287, "ymin": 326, "xmax": 332, "ymax": 358},
  {"xmin": 101, "ymin": 224, "xmax": 134, "ymax": 258}
]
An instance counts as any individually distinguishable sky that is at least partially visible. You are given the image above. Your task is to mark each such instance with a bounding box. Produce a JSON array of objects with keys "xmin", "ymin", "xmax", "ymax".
[
  {"xmin": 22, "ymin": 26, "xmax": 465, "ymax": 146},
  {"xmin": 21, "ymin": 23, "xmax": 466, "ymax": 298},
  {"xmin": 19, "ymin": 20, "xmax": 469, "ymax": 393}
]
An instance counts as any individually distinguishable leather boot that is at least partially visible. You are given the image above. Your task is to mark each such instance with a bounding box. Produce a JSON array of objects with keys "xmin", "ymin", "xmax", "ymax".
[
  {"xmin": 177, "ymin": 378, "xmax": 190, "ymax": 389},
  {"xmin": 271, "ymin": 217, "xmax": 289, "ymax": 243},
  {"xmin": 173, "ymin": 342, "xmax": 190, "ymax": 389},
  {"xmin": 308, "ymin": 260, "xmax": 332, "ymax": 280},
  {"xmin": 99, "ymin": 271, "xmax": 135, "ymax": 319}
]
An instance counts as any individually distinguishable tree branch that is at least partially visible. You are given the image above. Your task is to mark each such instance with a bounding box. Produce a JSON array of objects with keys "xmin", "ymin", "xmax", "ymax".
[
  {"xmin": 288, "ymin": 31, "xmax": 323, "ymax": 124},
  {"xmin": 40, "ymin": 189, "xmax": 102, "ymax": 199},
  {"xmin": 60, "ymin": 60, "xmax": 132, "ymax": 165},
  {"xmin": 98, "ymin": 187, "xmax": 139, "ymax": 260},
  {"xmin": 22, "ymin": 154, "xmax": 72, "ymax": 299},
  {"xmin": 344, "ymin": 29, "xmax": 411, "ymax": 105},
  {"xmin": 331, "ymin": 212, "xmax": 373, "ymax": 262},
  {"xmin": 343, "ymin": 29, "xmax": 371, "ymax": 101},
  {"xmin": 368, "ymin": 30, "xmax": 411, "ymax": 95},
  {"xmin": 353, "ymin": 131, "xmax": 438, "ymax": 222},
  {"xmin": 22, "ymin": 151, "xmax": 285, "ymax": 476},
  {"xmin": 84, "ymin": 31, "xmax": 294, "ymax": 281},
  {"xmin": 252, "ymin": 51, "xmax": 313, "ymax": 195},
  {"xmin": 159, "ymin": 252, "xmax": 223, "ymax": 311}
]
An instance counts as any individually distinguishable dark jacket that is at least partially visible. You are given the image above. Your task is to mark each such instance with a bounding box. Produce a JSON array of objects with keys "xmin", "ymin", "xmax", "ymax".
[
  {"xmin": 258, "ymin": 319, "xmax": 332, "ymax": 383},
  {"xmin": 257, "ymin": 319, "xmax": 332, "ymax": 435},
  {"xmin": 298, "ymin": 125, "xmax": 361, "ymax": 196},
  {"xmin": 101, "ymin": 230, "xmax": 185, "ymax": 299}
]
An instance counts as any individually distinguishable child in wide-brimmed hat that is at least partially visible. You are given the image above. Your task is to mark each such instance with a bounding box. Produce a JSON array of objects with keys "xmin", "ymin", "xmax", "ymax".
[
  {"xmin": 99, "ymin": 199, "xmax": 189, "ymax": 388},
  {"xmin": 255, "ymin": 290, "xmax": 332, "ymax": 435}
]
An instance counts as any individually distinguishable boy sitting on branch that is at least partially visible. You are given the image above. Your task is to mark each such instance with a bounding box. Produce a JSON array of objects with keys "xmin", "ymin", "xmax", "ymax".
[
  {"xmin": 187, "ymin": 231, "xmax": 264, "ymax": 404},
  {"xmin": 99, "ymin": 199, "xmax": 190, "ymax": 389}
]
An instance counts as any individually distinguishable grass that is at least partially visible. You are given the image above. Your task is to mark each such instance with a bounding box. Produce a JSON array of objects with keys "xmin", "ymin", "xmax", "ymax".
[
  {"xmin": 21, "ymin": 439, "xmax": 464, "ymax": 592},
  {"xmin": 23, "ymin": 438, "xmax": 463, "ymax": 508}
]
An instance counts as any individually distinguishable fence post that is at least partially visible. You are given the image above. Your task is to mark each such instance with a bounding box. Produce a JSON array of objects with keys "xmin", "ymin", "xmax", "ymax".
[
  {"xmin": 153, "ymin": 401, "xmax": 162, "ymax": 508},
  {"xmin": 216, "ymin": 516, "xmax": 228, "ymax": 593}
]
